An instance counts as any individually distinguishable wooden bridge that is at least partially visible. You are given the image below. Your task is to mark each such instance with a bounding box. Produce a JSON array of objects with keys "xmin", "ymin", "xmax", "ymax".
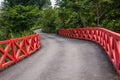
[{"xmin": 0, "ymin": 28, "xmax": 120, "ymax": 80}]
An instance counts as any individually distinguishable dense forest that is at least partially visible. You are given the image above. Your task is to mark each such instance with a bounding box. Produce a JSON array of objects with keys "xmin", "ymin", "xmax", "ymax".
[{"xmin": 0, "ymin": 0, "xmax": 120, "ymax": 40}]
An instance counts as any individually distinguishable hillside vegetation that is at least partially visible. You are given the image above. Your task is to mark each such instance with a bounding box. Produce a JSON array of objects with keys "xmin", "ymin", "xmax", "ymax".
[{"xmin": 0, "ymin": 0, "xmax": 120, "ymax": 40}]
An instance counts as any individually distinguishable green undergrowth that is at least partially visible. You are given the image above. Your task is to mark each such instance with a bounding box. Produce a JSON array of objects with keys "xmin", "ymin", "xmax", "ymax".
[
  {"xmin": 0, "ymin": 30, "xmax": 35, "ymax": 63},
  {"xmin": 10, "ymin": 30, "xmax": 34, "ymax": 39},
  {"xmin": 0, "ymin": 30, "xmax": 34, "ymax": 41}
]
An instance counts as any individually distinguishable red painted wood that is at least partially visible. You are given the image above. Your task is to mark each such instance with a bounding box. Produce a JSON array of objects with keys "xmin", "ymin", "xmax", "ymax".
[
  {"xmin": 59, "ymin": 28, "xmax": 120, "ymax": 75},
  {"xmin": 0, "ymin": 33, "xmax": 40, "ymax": 69}
]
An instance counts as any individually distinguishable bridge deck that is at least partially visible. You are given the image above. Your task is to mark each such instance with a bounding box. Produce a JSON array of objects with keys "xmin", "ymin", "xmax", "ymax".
[{"xmin": 0, "ymin": 32, "xmax": 116, "ymax": 80}]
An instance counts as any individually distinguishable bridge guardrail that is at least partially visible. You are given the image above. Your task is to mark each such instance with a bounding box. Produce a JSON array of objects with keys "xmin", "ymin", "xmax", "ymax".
[
  {"xmin": 58, "ymin": 28, "xmax": 120, "ymax": 75},
  {"xmin": 0, "ymin": 33, "xmax": 40, "ymax": 69}
]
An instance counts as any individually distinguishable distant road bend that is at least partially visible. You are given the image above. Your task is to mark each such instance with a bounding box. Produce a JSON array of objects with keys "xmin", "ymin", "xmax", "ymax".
[{"xmin": 0, "ymin": 30, "xmax": 116, "ymax": 80}]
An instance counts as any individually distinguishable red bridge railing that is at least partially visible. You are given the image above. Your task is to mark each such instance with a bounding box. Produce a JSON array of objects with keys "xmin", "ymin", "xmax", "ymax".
[
  {"xmin": 0, "ymin": 33, "xmax": 40, "ymax": 69},
  {"xmin": 58, "ymin": 28, "xmax": 120, "ymax": 75}
]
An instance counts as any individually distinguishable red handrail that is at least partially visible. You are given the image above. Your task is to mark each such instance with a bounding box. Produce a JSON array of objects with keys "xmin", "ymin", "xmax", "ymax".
[
  {"xmin": 0, "ymin": 33, "xmax": 40, "ymax": 69},
  {"xmin": 58, "ymin": 28, "xmax": 120, "ymax": 75}
]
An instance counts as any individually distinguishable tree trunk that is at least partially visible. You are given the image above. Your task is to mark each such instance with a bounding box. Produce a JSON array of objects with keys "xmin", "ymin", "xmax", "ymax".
[
  {"xmin": 95, "ymin": 0, "xmax": 100, "ymax": 27},
  {"xmin": 79, "ymin": 12, "xmax": 86, "ymax": 27}
]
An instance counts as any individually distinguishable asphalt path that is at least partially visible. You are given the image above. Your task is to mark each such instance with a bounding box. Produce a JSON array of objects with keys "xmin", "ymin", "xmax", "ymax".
[{"xmin": 0, "ymin": 30, "xmax": 117, "ymax": 80}]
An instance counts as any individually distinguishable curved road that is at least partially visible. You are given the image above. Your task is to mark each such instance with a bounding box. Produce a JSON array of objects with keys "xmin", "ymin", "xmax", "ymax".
[{"xmin": 0, "ymin": 30, "xmax": 116, "ymax": 80}]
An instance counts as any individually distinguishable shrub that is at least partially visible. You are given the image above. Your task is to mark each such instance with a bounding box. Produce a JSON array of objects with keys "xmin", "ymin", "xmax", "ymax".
[
  {"xmin": 102, "ymin": 9, "xmax": 120, "ymax": 33},
  {"xmin": 0, "ymin": 5, "xmax": 40, "ymax": 33}
]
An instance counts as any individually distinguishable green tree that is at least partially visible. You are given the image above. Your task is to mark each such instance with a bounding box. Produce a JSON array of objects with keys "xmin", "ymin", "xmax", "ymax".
[
  {"xmin": 3, "ymin": 0, "xmax": 51, "ymax": 9},
  {"xmin": 40, "ymin": 8, "xmax": 60, "ymax": 33},
  {"xmin": 56, "ymin": 0, "xmax": 120, "ymax": 32},
  {"xmin": 0, "ymin": 5, "xmax": 40, "ymax": 33},
  {"xmin": 56, "ymin": 0, "xmax": 95, "ymax": 27},
  {"xmin": 102, "ymin": 9, "xmax": 120, "ymax": 32}
]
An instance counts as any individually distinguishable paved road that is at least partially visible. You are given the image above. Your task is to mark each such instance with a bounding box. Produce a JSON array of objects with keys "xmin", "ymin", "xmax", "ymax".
[{"xmin": 0, "ymin": 31, "xmax": 117, "ymax": 80}]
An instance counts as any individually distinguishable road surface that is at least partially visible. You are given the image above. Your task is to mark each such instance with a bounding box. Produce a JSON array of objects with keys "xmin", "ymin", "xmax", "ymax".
[{"xmin": 0, "ymin": 30, "xmax": 116, "ymax": 80}]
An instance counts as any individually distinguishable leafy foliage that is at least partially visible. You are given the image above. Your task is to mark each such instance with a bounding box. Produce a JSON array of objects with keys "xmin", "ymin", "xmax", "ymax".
[
  {"xmin": 39, "ymin": 8, "xmax": 83, "ymax": 33},
  {"xmin": 1, "ymin": 5, "xmax": 40, "ymax": 32},
  {"xmin": 55, "ymin": 0, "xmax": 120, "ymax": 32},
  {"xmin": 0, "ymin": 0, "xmax": 120, "ymax": 41},
  {"xmin": 0, "ymin": 5, "xmax": 40, "ymax": 40},
  {"xmin": 3, "ymin": 0, "xmax": 51, "ymax": 9},
  {"xmin": 102, "ymin": 9, "xmax": 120, "ymax": 32},
  {"xmin": 39, "ymin": 8, "xmax": 60, "ymax": 33}
]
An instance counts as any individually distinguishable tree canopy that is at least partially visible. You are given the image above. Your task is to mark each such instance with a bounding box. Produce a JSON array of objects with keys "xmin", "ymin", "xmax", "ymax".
[
  {"xmin": 3, "ymin": 0, "xmax": 51, "ymax": 9},
  {"xmin": 0, "ymin": 0, "xmax": 120, "ymax": 40},
  {"xmin": 55, "ymin": 0, "xmax": 120, "ymax": 32}
]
